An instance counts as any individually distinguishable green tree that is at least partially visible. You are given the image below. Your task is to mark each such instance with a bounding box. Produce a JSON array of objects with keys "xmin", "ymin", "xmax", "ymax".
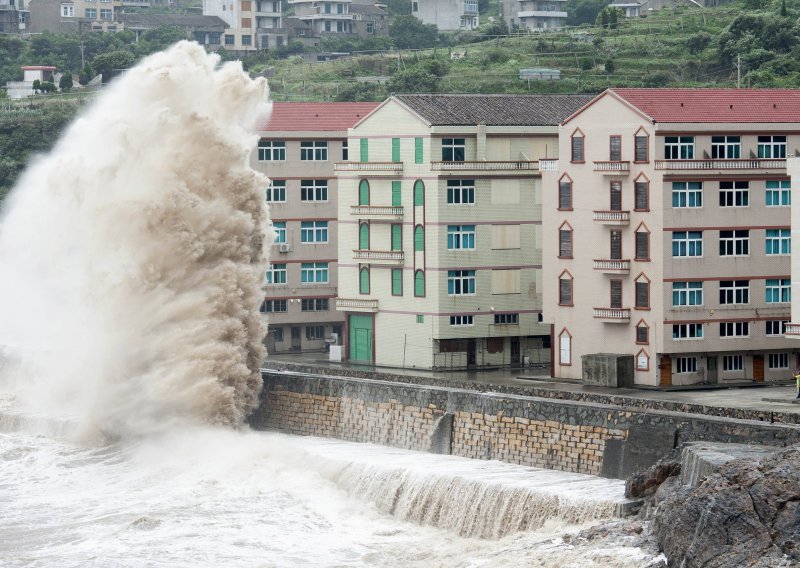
[
  {"xmin": 781, "ymin": 0, "xmax": 788, "ymax": 17},
  {"xmin": 605, "ymin": 59, "xmax": 615, "ymax": 73},
  {"xmin": 389, "ymin": 15, "xmax": 438, "ymax": 49},
  {"xmin": 566, "ymin": 0, "xmax": 607, "ymax": 26},
  {"xmin": 686, "ymin": 32, "xmax": 711, "ymax": 54},
  {"xmin": 595, "ymin": 6, "xmax": 621, "ymax": 29},
  {"xmin": 92, "ymin": 50, "xmax": 135, "ymax": 83},
  {"xmin": 79, "ymin": 63, "xmax": 94, "ymax": 86},
  {"xmin": 32, "ymin": 79, "xmax": 41, "ymax": 94},
  {"xmin": 387, "ymin": 66, "xmax": 438, "ymax": 93},
  {"xmin": 59, "ymin": 70, "xmax": 74, "ymax": 92}
]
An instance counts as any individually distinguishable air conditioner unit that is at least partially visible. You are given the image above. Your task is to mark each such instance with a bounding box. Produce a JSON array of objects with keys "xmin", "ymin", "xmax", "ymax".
[{"xmin": 278, "ymin": 243, "xmax": 292, "ymax": 253}]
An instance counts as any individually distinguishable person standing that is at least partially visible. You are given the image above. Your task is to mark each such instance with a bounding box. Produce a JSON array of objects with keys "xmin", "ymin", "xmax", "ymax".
[{"xmin": 795, "ymin": 369, "xmax": 800, "ymax": 399}]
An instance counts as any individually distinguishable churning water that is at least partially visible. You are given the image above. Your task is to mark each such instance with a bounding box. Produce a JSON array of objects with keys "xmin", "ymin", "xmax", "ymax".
[{"xmin": 0, "ymin": 42, "xmax": 664, "ymax": 567}]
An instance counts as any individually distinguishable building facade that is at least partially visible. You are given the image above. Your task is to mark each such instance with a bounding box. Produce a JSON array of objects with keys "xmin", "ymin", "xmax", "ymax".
[
  {"xmin": 543, "ymin": 88, "xmax": 800, "ymax": 386},
  {"xmin": 335, "ymin": 94, "xmax": 591, "ymax": 370},
  {"xmin": 501, "ymin": 0, "xmax": 567, "ymax": 31},
  {"xmin": 412, "ymin": 0, "xmax": 478, "ymax": 31},
  {"xmin": 203, "ymin": 0, "xmax": 285, "ymax": 51},
  {"xmin": 253, "ymin": 102, "xmax": 379, "ymax": 354}
]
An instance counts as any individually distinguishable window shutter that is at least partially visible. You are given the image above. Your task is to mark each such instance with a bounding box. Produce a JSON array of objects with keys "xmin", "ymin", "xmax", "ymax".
[
  {"xmin": 635, "ymin": 231, "xmax": 649, "ymax": 260},
  {"xmin": 414, "ymin": 137, "xmax": 423, "ymax": 163},
  {"xmin": 559, "ymin": 229, "xmax": 572, "ymax": 257},
  {"xmin": 636, "ymin": 325, "xmax": 648, "ymax": 343},
  {"xmin": 559, "ymin": 181, "xmax": 571, "ymax": 209},
  {"xmin": 414, "ymin": 180, "xmax": 424, "ymax": 206},
  {"xmin": 635, "ymin": 181, "xmax": 648, "ymax": 210},
  {"xmin": 391, "ymin": 180, "xmax": 401, "ymax": 206},
  {"xmin": 359, "ymin": 223, "xmax": 369, "ymax": 250},
  {"xmin": 610, "ymin": 181, "xmax": 622, "ymax": 211},
  {"xmin": 571, "ymin": 135, "xmax": 584, "ymax": 162},
  {"xmin": 610, "ymin": 136, "xmax": 621, "ymax": 161},
  {"xmin": 414, "ymin": 225, "xmax": 424, "ymax": 251},
  {"xmin": 392, "ymin": 138, "xmax": 400, "ymax": 162},
  {"xmin": 610, "ymin": 230, "xmax": 622, "ymax": 260},
  {"xmin": 359, "ymin": 179, "xmax": 369, "ymax": 205},
  {"xmin": 559, "ymin": 278, "xmax": 572, "ymax": 305},
  {"xmin": 636, "ymin": 281, "xmax": 649, "ymax": 308},
  {"xmin": 392, "ymin": 268, "xmax": 402, "ymax": 295},
  {"xmin": 359, "ymin": 267, "xmax": 370, "ymax": 294},
  {"xmin": 610, "ymin": 280, "xmax": 623, "ymax": 308},
  {"xmin": 391, "ymin": 224, "xmax": 401, "ymax": 250},
  {"xmin": 414, "ymin": 270, "xmax": 425, "ymax": 297},
  {"xmin": 359, "ymin": 138, "xmax": 369, "ymax": 162},
  {"xmin": 635, "ymin": 135, "xmax": 648, "ymax": 162}
]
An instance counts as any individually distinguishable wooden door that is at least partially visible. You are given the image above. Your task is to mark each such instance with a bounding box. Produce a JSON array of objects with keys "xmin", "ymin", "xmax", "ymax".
[
  {"xmin": 753, "ymin": 355, "xmax": 764, "ymax": 382},
  {"xmin": 659, "ymin": 355, "xmax": 672, "ymax": 387}
]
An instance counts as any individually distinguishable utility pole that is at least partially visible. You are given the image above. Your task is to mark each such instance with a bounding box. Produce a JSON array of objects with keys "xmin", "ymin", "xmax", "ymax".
[{"xmin": 736, "ymin": 54, "xmax": 740, "ymax": 88}]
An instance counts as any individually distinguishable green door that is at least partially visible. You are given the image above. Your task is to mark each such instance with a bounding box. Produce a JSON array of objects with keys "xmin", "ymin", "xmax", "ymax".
[{"xmin": 349, "ymin": 314, "xmax": 373, "ymax": 363}]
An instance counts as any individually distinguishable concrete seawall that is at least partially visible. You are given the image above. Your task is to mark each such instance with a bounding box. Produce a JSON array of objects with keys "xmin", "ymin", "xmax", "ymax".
[{"xmin": 254, "ymin": 367, "xmax": 800, "ymax": 479}]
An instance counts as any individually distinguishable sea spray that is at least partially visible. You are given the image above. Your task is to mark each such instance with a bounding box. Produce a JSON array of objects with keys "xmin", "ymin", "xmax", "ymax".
[{"xmin": 0, "ymin": 41, "xmax": 272, "ymax": 437}]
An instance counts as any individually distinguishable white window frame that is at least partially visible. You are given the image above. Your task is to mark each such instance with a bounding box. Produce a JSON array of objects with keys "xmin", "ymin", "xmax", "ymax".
[
  {"xmin": 672, "ymin": 231, "xmax": 703, "ymax": 257},
  {"xmin": 676, "ymin": 356, "xmax": 697, "ymax": 373},
  {"xmin": 300, "ymin": 179, "xmax": 328, "ymax": 202},
  {"xmin": 768, "ymin": 353, "xmax": 789, "ymax": 369},
  {"xmin": 258, "ymin": 140, "xmax": 285, "ymax": 161},
  {"xmin": 300, "ymin": 221, "xmax": 328, "ymax": 244},
  {"xmin": 300, "ymin": 140, "xmax": 328, "ymax": 161},
  {"xmin": 61, "ymin": 4, "xmax": 74, "ymax": 16},
  {"xmin": 261, "ymin": 299, "xmax": 287, "ymax": 313},
  {"xmin": 758, "ymin": 136, "xmax": 786, "ymax": 159},
  {"xmin": 494, "ymin": 313, "xmax": 519, "ymax": 325},
  {"xmin": 266, "ymin": 263, "xmax": 287, "ymax": 284},
  {"xmin": 719, "ymin": 181, "xmax": 749, "ymax": 207},
  {"xmin": 766, "ymin": 320, "xmax": 788, "ymax": 336},
  {"xmin": 766, "ymin": 180, "xmax": 791, "ymax": 207},
  {"xmin": 442, "ymin": 138, "xmax": 466, "ymax": 161},
  {"xmin": 559, "ymin": 331, "xmax": 571, "ymax": 365},
  {"xmin": 719, "ymin": 230, "xmax": 749, "ymax": 257},
  {"xmin": 711, "ymin": 135, "xmax": 741, "ymax": 159},
  {"xmin": 266, "ymin": 180, "xmax": 286, "ymax": 203},
  {"xmin": 765, "ymin": 229, "xmax": 790, "ymax": 255},
  {"xmin": 719, "ymin": 280, "xmax": 749, "ymax": 305},
  {"xmin": 305, "ymin": 325, "xmax": 325, "ymax": 340},
  {"xmin": 672, "ymin": 181, "xmax": 702, "ymax": 208},
  {"xmin": 301, "ymin": 298, "xmax": 329, "ymax": 311},
  {"xmin": 664, "ymin": 136, "xmax": 694, "ymax": 160},
  {"xmin": 447, "ymin": 270, "xmax": 476, "ymax": 295},
  {"xmin": 672, "ymin": 281, "xmax": 703, "ymax": 306},
  {"xmin": 673, "ymin": 323, "xmax": 703, "ymax": 340},
  {"xmin": 449, "ymin": 315, "xmax": 474, "ymax": 326},
  {"xmin": 723, "ymin": 354, "xmax": 743, "ymax": 371},
  {"xmin": 720, "ymin": 321, "xmax": 750, "ymax": 338},
  {"xmin": 272, "ymin": 222, "xmax": 286, "ymax": 244},
  {"xmin": 446, "ymin": 179, "xmax": 475, "ymax": 205},
  {"xmin": 301, "ymin": 262, "xmax": 329, "ymax": 284},
  {"xmin": 766, "ymin": 279, "xmax": 791, "ymax": 303},
  {"xmin": 447, "ymin": 225, "xmax": 476, "ymax": 250}
]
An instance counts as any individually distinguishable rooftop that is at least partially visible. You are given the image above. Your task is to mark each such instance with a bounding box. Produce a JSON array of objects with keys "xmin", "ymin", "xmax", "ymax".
[
  {"xmin": 610, "ymin": 88, "xmax": 800, "ymax": 123},
  {"xmin": 394, "ymin": 94, "xmax": 594, "ymax": 126},
  {"xmin": 256, "ymin": 102, "xmax": 380, "ymax": 132},
  {"xmin": 118, "ymin": 14, "xmax": 228, "ymax": 28}
]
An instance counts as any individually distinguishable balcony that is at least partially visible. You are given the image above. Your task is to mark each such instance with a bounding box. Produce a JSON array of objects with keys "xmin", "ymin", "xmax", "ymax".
[
  {"xmin": 654, "ymin": 159, "xmax": 786, "ymax": 172},
  {"xmin": 593, "ymin": 210, "xmax": 630, "ymax": 226},
  {"xmin": 430, "ymin": 160, "xmax": 539, "ymax": 174},
  {"xmin": 350, "ymin": 205, "xmax": 404, "ymax": 219},
  {"xmin": 593, "ymin": 259, "xmax": 630, "ymax": 274},
  {"xmin": 593, "ymin": 307, "xmax": 631, "ymax": 322},
  {"xmin": 334, "ymin": 162, "xmax": 403, "ymax": 176},
  {"xmin": 336, "ymin": 297, "xmax": 378, "ymax": 312},
  {"xmin": 518, "ymin": 10, "xmax": 568, "ymax": 17},
  {"xmin": 593, "ymin": 161, "xmax": 630, "ymax": 175},
  {"xmin": 539, "ymin": 159, "xmax": 559, "ymax": 172},
  {"xmin": 352, "ymin": 250, "xmax": 404, "ymax": 265}
]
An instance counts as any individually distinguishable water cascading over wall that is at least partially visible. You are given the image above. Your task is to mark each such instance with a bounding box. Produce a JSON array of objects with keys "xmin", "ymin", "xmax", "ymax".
[{"xmin": 0, "ymin": 42, "xmax": 272, "ymax": 438}]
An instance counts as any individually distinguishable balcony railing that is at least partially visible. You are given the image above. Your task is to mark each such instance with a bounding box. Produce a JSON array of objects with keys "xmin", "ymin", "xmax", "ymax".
[
  {"xmin": 334, "ymin": 162, "xmax": 403, "ymax": 173},
  {"xmin": 336, "ymin": 298, "xmax": 378, "ymax": 312},
  {"xmin": 539, "ymin": 159, "xmax": 559, "ymax": 172},
  {"xmin": 654, "ymin": 159, "xmax": 786, "ymax": 171},
  {"xmin": 352, "ymin": 250, "xmax": 404, "ymax": 264},
  {"xmin": 784, "ymin": 323, "xmax": 800, "ymax": 336},
  {"xmin": 593, "ymin": 210, "xmax": 630, "ymax": 225},
  {"xmin": 350, "ymin": 205, "xmax": 404, "ymax": 218},
  {"xmin": 593, "ymin": 259, "xmax": 630, "ymax": 273},
  {"xmin": 593, "ymin": 307, "xmax": 631, "ymax": 321},
  {"xmin": 430, "ymin": 160, "xmax": 539, "ymax": 172},
  {"xmin": 593, "ymin": 161, "xmax": 630, "ymax": 174}
]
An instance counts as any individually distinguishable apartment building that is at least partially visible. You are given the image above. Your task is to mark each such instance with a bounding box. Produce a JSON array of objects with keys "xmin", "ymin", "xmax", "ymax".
[
  {"xmin": 501, "ymin": 0, "xmax": 567, "ymax": 31},
  {"xmin": 543, "ymin": 88, "xmax": 800, "ymax": 386},
  {"xmin": 203, "ymin": 0, "xmax": 285, "ymax": 51},
  {"xmin": 412, "ymin": 0, "xmax": 478, "ymax": 30},
  {"xmin": 288, "ymin": 0, "xmax": 354, "ymax": 34},
  {"xmin": 335, "ymin": 94, "xmax": 592, "ymax": 369},
  {"xmin": 253, "ymin": 102, "xmax": 379, "ymax": 354}
]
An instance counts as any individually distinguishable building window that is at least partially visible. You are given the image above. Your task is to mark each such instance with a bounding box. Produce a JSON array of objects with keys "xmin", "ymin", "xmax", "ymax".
[
  {"xmin": 225, "ymin": 34, "xmax": 234, "ymax": 45},
  {"xmin": 341, "ymin": 140, "xmax": 348, "ymax": 161},
  {"xmin": 261, "ymin": 299, "xmax": 287, "ymax": 313},
  {"xmin": 413, "ymin": 180, "xmax": 425, "ymax": 206},
  {"xmin": 559, "ymin": 329, "xmax": 572, "ymax": 365},
  {"xmin": 610, "ymin": 230, "xmax": 622, "ymax": 259},
  {"xmin": 266, "ymin": 263, "xmax": 287, "ymax": 284},
  {"xmin": 559, "ymin": 271, "xmax": 573, "ymax": 306},
  {"xmin": 300, "ymin": 221, "xmax": 328, "ymax": 243},
  {"xmin": 766, "ymin": 279, "xmax": 791, "ymax": 303},
  {"xmin": 720, "ymin": 321, "xmax": 750, "ymax": 338},
  {"xmin": 416, "ymin": 314, "xmax": 424, "ymax": 323},
  {"xmin": 719, "ymin": 280, "xmax": 749, "ymax": 305},
  {"xmin": 711, "ymin": 135, "xmax": 740, "ymax": 159},
  {"xmin": 558, "ymin": 176, "xmax": 572, "ymax": 210},
  {"xmin": 305, "ymin": 325, "xmax": 324, "ymax": 340},
  {"xmin": 391, "ymin": 138, "xmax": 400, "ymax": 162},
  {"xmin": 673, "ymin": 323, "xmax": 703, "ymax": 340},
  {"xmin": 301, "ymin": 298, "xmax": 329, "ymax": 311},
  {"xmin": 676, "ymin": 356, "xmax": 698, "ymax": 373},
  {"xmin": 414, "ymin": 225, "xmax": 424, "ymax": 251},
  {"xmin": 609, "ymin": 135, "xmax": 621, "ymax": 161},
  {"xmin": 300, "ymin": 141, "xmax": 328, "ymax": 161},
  {"xmin": 571, "ymin": 130, "xmax": 584, "ymax": 162},
  {"xmin": 62, "ymin": 4, "xmax": 74, "ymax": 16},
  {"xmin": 266, "ymin": 180, "xmax": 286, "ymax": 202},
  {"xmin": 447, "ymin": 225, "xmax": 475, "ymax": 250},
  {"xmin": 442, "ymin": 138, "xmax": 465, "ymax": 161},
  {"xmin": 635, "ymin": 228, "xmax": 649, "ymax": 261},
  {"xmin": 635, "ymin": 276, "xmax": 650, "ymax": 309},
  {"xmin": 242, "ymin": 35, "xmax": 252, "ymax": 45},
  {"xmin": 609, "ymin": 180, "xmax": 622, "ymax": 211},
  {"xmin": 766, "ymin": 229, "xmax": 791, "ymax": 255},
  {"xmin": 415, "ymin": 138, "xmax": 423, "ymax": 163},
  {"xmin": 447, "ymin": 270, "xmax": 476, "ymax": 295},
  {"xmin": 494, "ymin": 313, "xmax": 518, "ymax": 325},
  {"xmin": 358, "ymin": 223, "xmax": 369, "ymax": 250},
  {"xmin": 634, "ymin": 131, "xmax": 648, "ymax": 162},
  {"xmin": 359, "ymin": 266, "xmax": 370, "ymax": 294},
  {"xmin": 391, "ymin": 268, "xmax": 402, "ymax": 296},
  {"xmin": 766, "ymin": 320, "xmax": 788, "ymax": 336},
  {"xmin": 664, "ymin": 136, "xmax": 694, "ymax": 160},
  {"xmin": 366, "ymin": 21, "xmax": 374, "ymax": 33},
  {"xmin": 272, "ymin": 222, "xmax": 286, "ymax": 244},
  {"xmin": 414, "ymin": 270, "xmax": 425, "ymax": 297},
  {"xmin": 100, "ymin": 8, "xmax": 111, "ymax": 18},
  {"xmin": 636, "ymin": 350, "xmax": 649, "ymax": 371},
  {"xmin": 634, "ymin": 180, "xmax": 649, "ymax": 211},
  {"xmin": 242, "ymin": 17, "xmax": 252, "ymax": 27},
  {"xmin": 85, "ymin": 8, "xmax": 96, "ymax": 17},
  {"xmin": 559, "ymin": 224, "xmax": 573, "ymax": 258},
  {"xmin": 636, "ymin": 321, "xmax": 649, "ymax": 344},
  {"xmin": 258, "ymin": 140, "xmax": 285, "ymax": 161},
  {"xmin": 358, "ymin": 179, "xmax": 369, "ymax": 206},
  {"xmin": 391, "ymin": 224, "xmax": 402, "ymax": 251},
  {"xmin": 758, "ymin": 135, "xmax": 786, "ymax": 159},
  {"xmin": 769, "ymin": 353, "xmax": 789, "ymax": 369},
  {"xmin": 300, "ymin": 262, "xmax": 328, "ymax": 284},
  {"xmin": 766, "ymin": 180, "xmax": 791, "ymax": 206},
  {"xmin": 719, "ymin": 181, "xmax": 749, "ymax": 207},
  {"xmin": 610, "ymin": 279, "xmax": 623, "ymax": 309},
  {"xmin": 673, "ymin": 281, "xmax": 703, "ymax": 306},
  {"xmin": 446, "ymin": 179, "xmax": 475, "ymax": 204},
  {"xmin": 300, "ymin": 179, "xmax": 327, "ymax": 202},
  {"xmin": 719, "ymin": 230, "xmax": 749, "ymax": 257},
  {"xmin": 391, "ymin": 181, "xmax": 401, "ymax": 207},
  {"xmin": 450, "ymin": 315, "xmax": 474, "ymax": 326},
  {"xmin": 722, "ymin": 354, "xmax": 743, "ymax": 371},
  {"xmin": 272, "ymin": 327, "xmax": 284, "ymax": 341},
  {"xmin": 672, "ymin": 181, "xmax": 702, "ymax": 208},
  {"xmin": 242, "ymin": 0, "xmax": 252, "ymax": 9}
]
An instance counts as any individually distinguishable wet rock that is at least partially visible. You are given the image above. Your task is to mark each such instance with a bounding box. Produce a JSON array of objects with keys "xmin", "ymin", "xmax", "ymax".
[{"xmin": 625, "ymin": 459, "xmax": 681, "ymax": 499}]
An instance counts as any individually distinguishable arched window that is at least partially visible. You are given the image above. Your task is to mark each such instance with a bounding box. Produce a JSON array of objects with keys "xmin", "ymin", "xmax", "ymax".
[
  {"xmin": 559, "ymin": 328, "xmax": 572, "ymax": 366},
  {"xmin": 359, "ymin": 266, "xmax": 370, "ymax": 294},
  {"xmin": 414, "ymin": 180, "xmax": 425, "ymax": 206},
  {"xmin": 634, "ymin": 173, "xmax": 649, "ymax": 211},
  {"xmin": 558, "ymin": 221, "xmax": 573, "ymax": 259},
  {"xmin": 414, "ymin": 225, "xmax": 424, "ymax": 251},
  {"xmin": 558, "ymin": 270, "xmax": 573, "ymax": 306},
  {"xmin": 570, "ymin": 128, "xmax": 585, "ymax": 162},
  {"xmin": 634, "ymin": 126, "xmax": 650, "ymax": 163},
  {"xmin": 636, "ymin": 319, "xmax": 649, "ymax": 345},
  {"xmin": 558, "ymin": 174, "xmax": 573, "ymax": 210},
  {"xmin": 636, "ymin": 349, "xmax": 650, "ymax": 371},
  {"xmin": 635, "ymin": 273, "xmax": 651, "ymax": 309},
  {"xmin": 359, "ymin": 223, "xmax": 369, "ymax": 250},
  {"xmin": 414, "ymin": 270, "xmax": 425, "ymax": 297},
  {"xmin": 635, "ymin": 222, "xmax": 650, "ymax": 262},
  {"xmin": 358, "ymin": 179, "xmax": 370, "ymax": 206}
]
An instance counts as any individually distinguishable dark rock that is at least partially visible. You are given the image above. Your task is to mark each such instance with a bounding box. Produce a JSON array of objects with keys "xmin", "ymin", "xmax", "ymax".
[{"xmin": 625, "ymin": 459, "xmax": 681, "ymax": 498}]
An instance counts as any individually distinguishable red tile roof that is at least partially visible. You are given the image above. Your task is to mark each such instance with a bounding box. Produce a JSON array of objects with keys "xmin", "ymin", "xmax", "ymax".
[
  {"xmin": 610, "ymin": 88, "xmax": 800, "ymax": 123},
  {"xmin": 256, "ymin": 102, "xmax": 380, "ymax": 132}
]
